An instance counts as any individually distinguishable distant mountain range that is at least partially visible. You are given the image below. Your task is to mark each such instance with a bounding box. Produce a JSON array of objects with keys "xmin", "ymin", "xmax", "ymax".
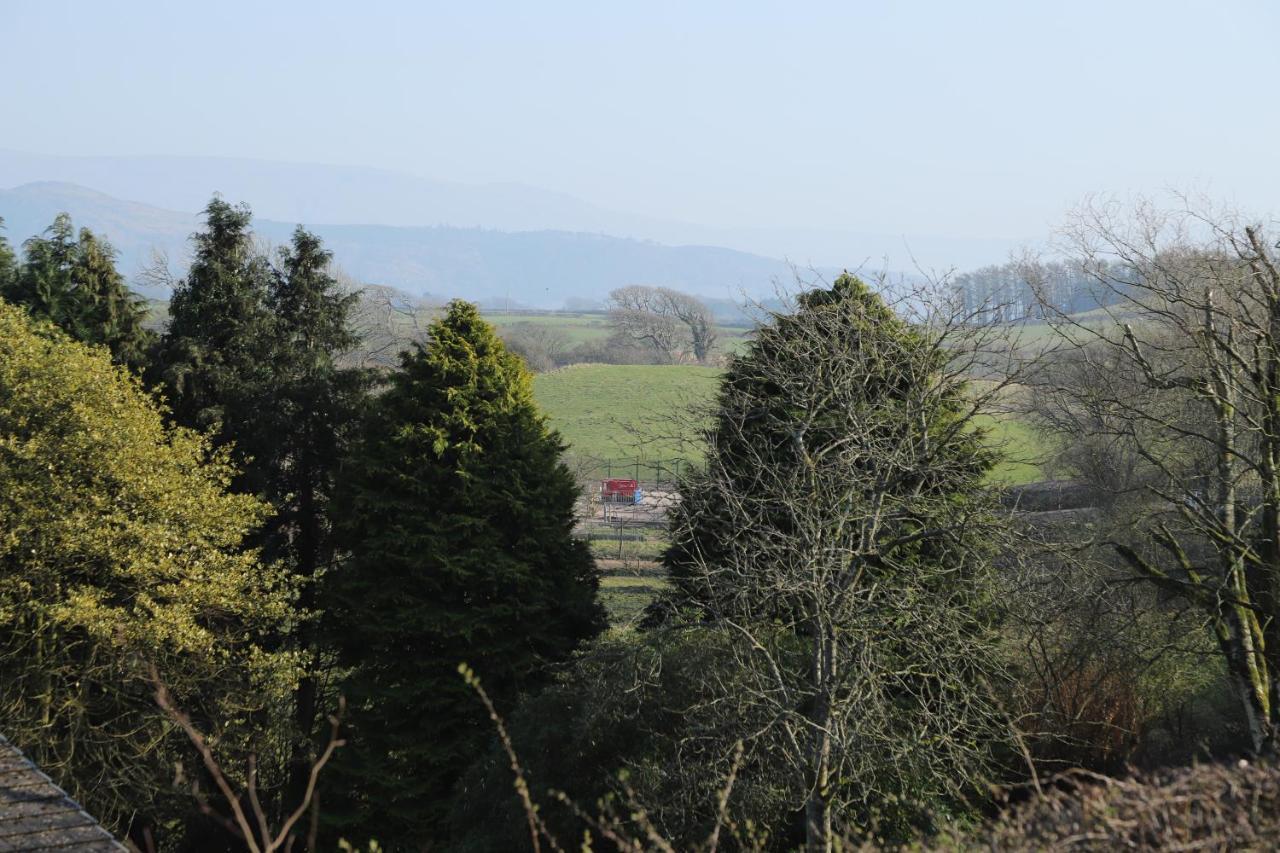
[
  {"xmin": 0, "ymin": 182, "xmax": 832, "ymax": 307},
  {"xmin": 0, "ymin": 150, "xmax": 1026, "ymax": 271}
]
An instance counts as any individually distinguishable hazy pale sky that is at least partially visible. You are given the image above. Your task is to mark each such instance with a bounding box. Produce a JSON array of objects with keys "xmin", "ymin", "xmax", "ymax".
[{"xmin": 4, "ymin": 0, "xmax": 1278, "ymax": 242}]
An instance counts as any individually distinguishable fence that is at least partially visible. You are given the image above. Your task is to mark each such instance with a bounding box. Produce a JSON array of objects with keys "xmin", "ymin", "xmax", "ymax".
[
  {"xmin": 565, "ymin": 455, "xmax": 699, "ymax": 489},
  {"xmin": 575, "ymin": 518, "xmax": 668, "ymax": 567}
]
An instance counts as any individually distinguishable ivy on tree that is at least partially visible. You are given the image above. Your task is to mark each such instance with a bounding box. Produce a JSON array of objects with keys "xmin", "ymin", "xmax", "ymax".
[{"xmin": 656, "ymin": 273, "xmax": 1009, "ymax": 847}]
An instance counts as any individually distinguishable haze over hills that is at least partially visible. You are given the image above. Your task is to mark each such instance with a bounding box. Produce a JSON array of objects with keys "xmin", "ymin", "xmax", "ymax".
[
  {"xmin": 0, "ymin": 150, "xmax": 1025, "ymax": 272},
  {"xmin": 0, "ymin": 181, "xmax": 830, "ymax": 307}
]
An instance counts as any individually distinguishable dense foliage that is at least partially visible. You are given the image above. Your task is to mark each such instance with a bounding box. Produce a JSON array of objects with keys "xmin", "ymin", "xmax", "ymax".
[
  {"xmin": 322, "ymin": 300, "xmax": 604, "ymax": 846},
  {"xmin": 0, "ymin": 213, "xmax": 153, "ymax": 368},
  {"xmin": 0, "ymin": 218, "xmax": 16, "ymax": 289},
  {"xmin": 0, "ymin": 299, "xmax": 297, "ymax": 842},
  {"xmin": 452, "ymin": 626, "xmax": 808, "ymax": 850}
]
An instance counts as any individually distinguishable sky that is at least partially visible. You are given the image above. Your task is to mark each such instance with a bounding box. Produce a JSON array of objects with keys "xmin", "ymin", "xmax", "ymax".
[{"xmin": 3, "ymin": 0, "xmax": 1278, "ymax": 245}]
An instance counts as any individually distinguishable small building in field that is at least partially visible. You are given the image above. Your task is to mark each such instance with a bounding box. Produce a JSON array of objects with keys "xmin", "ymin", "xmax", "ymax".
[{"xmin": 601, "ymin": 478, "xmax": 643, "ymax": 504}]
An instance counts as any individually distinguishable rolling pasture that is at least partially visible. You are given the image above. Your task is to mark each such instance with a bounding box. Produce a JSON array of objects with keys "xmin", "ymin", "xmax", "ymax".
[
  {"xmin": 485, "ymin": 311, "xmax": 614, "ymax": 344},
  {"xmin": 533, "ymin": 363, "xmax": 1047, "ymax": 486},
  {"xmin": 533, "ymin": 363, "xmax": 721, "ymax": 477},
  {"xmin": 535, "ymin": 361, "xmax": 1050, "ymax": 623},
  {"xmin": 485, "ymin": 309, "xmax": 754, "ymax": 353}
]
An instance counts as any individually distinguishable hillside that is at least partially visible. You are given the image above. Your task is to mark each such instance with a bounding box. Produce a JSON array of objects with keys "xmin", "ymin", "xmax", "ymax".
[
  {"xmin": 533, "ymin": 363, "xmax": 721, "ymax": 477},
  {"xmin": 0, "ymin": 150, "xmax": 1023, "ymax": 269},
  {"xmin": 0, "ymin": 181, "xmax": 817, "ymax": 306},
  {"xmin": 533, "ymin": 362, "xmax": 1045, "ymax": 484}
]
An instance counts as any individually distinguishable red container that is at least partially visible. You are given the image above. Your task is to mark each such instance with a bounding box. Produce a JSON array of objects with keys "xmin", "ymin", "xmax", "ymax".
[{"xmin": 601, "ymin": 478, "xmax": 638, "ymax": 501}]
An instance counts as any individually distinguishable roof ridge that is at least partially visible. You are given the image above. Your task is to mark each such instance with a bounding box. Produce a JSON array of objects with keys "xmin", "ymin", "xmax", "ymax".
[{"xmin": 0, "ymin": 734, "xmax": 129, "ymax": 851}]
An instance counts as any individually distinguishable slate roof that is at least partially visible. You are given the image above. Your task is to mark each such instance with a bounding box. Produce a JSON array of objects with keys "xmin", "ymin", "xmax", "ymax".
[{"xmin": 0, "ymin": 735, "xmax": 126, "ymax": 851}]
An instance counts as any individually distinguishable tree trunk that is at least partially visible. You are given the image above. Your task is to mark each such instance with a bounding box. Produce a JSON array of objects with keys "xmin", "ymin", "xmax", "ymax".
[
  {"xmin": 805, "ymin": 623, "xmax": 835, "ymax": 853},
  {"xmin": 288, "ymin": 475, "xmax": 322, "ymax": 843},
  {"xmin": 1217, "ymin": 620, "xmax": 1273, "ymax": 754}
]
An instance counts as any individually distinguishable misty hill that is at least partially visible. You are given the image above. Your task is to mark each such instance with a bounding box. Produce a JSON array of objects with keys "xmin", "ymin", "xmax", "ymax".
[
  {"xmin": 0, "ymin": 182, "xmax": 819, "ymax": 306},
  {"xmin": 0, "ymin": 150, "xmax": 1022, "ymax": 270},
  {"xmin": 0, "ymin": 150, "xmax": 613, "ymax": 236}
]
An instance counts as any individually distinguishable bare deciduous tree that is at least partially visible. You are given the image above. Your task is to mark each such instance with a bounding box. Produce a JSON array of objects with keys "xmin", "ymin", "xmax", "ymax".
[
  {"xmin": 1029, "ymin": 195, "xmax": 1280, "ymax": 754},
  {"xmin": 607, "ymin": 285, "xmax": 718, "ymax": 363},
  {"xmin": 1026, "ymin": 340, "xmax": 1170, "ymax": 503},
  {"xmin": 151, "ymin": 664, "xmax": 346, "ymax": 853},
  {"xmin": 999, "ymin": 511, "xmax": 1225, "ymax": 774},
  {"xmin": 660, "ymin": 273, "xmax": 1021, "ymax": 850},
  {"xmin": 500, "ymin": 322, "xmax": 571, "ymax": 372},
  {"xmin": 345, "ymin": 283, "xmax": 435, "ymax": 368}
]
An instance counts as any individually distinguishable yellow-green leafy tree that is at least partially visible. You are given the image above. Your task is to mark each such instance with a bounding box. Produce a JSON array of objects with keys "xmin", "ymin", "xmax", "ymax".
[{"xmin": 0, "ymin": 298, "xmax": 299, "ymax": 845}]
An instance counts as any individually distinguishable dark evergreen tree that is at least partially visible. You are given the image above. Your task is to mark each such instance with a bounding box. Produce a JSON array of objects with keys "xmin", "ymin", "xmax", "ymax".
[
  {"xmin": 3, "ymin": 214, "xmax": 77, "ymax": 331},
  {"xmin": 322, "ymin": 300, "xmax": 605, "ymax": 847},
  {"xmin": 152, "ymin": 197, "xmax": 277, "ymax": 468},
  {"xmin": 154, "ymin": 202, "xmax": 370, "ymax": 831},
  {"xmin": 2, "ymin": 213, "xmax": 153, "ymax": 369},
  {"xmin": 266, "ymin": 227, "xmax": 370, "ymax": 808},
  {"xmin": 0, "ymin": 217, "xmax": 16, "ymax": 291},
  {"xmin": 658, "ymin": 272, "xmax": 993, "ymax": 616}
]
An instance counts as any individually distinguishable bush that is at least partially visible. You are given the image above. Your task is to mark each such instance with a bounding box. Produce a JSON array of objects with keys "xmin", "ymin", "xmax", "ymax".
[
  {"xmin": 958, "ymin": 761, "xmax": 1280, "ymax": 850},
  {"xmin": 563, "ymin": 331, "xmax": 664, "ymax": 365},
  {"xmin": 450, "ymin": 627, "xmax": 805, "ymax": 851},
  {"xmin": 500, "ymin": 322, "xmax": 569, "ymax": 372},
  {"xmin": 999, "ymin": 510, "xmax": 1248, "ymax": 776},
  {"xmin": 0, "ymin": 298, "xmax": 297, "ymax": 843}
]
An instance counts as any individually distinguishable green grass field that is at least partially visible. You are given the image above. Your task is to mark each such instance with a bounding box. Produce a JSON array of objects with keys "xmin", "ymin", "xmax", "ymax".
[
  {"xmin": 484, "ymin": 312, "xmax": 614, "ymax": 345},
  {"xmin": 599, "ymin": 573, "xmax": 670, "ymax": 624},
  {"xmin": 554, "ymin": 367, "xmax": 1051, "ymax": 625},
  {"xmin": 977, "ymin": 414, "xmax": 1048, "ymax": 484},
  {"xmin": 484, "ymin": 310, "xmax": 752, "ymax": 352},
  {"xmin": 585, "ymin": 527, "xmax": 673, "ymax": 622},
  {"xmin": 534, "ymin": 363, "xmax": 1048, "ymax": 484},
  {"xmin": 533, "ymin": 364, "xmax": 720, "ymax": 474}
]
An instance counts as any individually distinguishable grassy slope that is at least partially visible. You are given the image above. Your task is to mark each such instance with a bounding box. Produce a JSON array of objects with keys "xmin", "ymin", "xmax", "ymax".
[
  {"xmin": 533, "ymin": 363, "xmax": 720, "ymax": 467},
  {"xmin": 485, "ymin": 311, "xmax": 752, "ymax": 351},
  {"xmin": 534, "ymin": 363, "xmax": 1046, "ymax": 485},
  {"xmin": 978, "ymin": 414, "xmax": 1047, "ymax": 484},
  {"xmin": 542, "ymin": 364, "xmax": 1050, "ymax": 623},
  {"xmin": 485, "ymin": 312, "xmax": 614, "ymax": 344}
]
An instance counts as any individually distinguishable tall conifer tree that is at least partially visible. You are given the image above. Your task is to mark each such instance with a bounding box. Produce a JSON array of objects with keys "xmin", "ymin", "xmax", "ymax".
[
  {"xmin": 3, "ymin": 213, "xmax": 153, "ymax": 369},
  {"xmin": 266, "ymin": 227, "xmax": 370, "ymax": 808},
  {"xmin": 155, "ymin": 202, "xmax": 369, "ymax": 831},
  {"xmin": 0, "ymin": 217, "xmax": 16, "ymax": 290},
  {"xmin": 323, "ymin": 300, "xmax": 604, "ymax": 846},
  {"xmin": 154, "ymin": 198, "xmax": 276, "ymax": 476}
]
